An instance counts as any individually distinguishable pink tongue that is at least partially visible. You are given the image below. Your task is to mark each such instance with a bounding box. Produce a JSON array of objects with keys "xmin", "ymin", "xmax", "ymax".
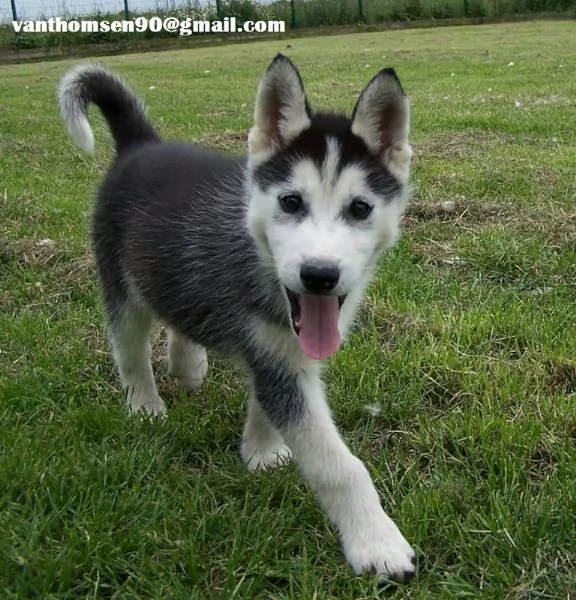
[{"xmin": 298, "ymin": 295, "xmax": 341, "ymax": 360}]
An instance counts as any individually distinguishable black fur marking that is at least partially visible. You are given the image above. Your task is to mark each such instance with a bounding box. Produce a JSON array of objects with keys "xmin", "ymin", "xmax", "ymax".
[
  {"xmin": 253, "ymin": 133, "xmax": 326, "ymax": 189},
  {"xmin": 247, "ymin": 353, "xmax": 306, "ymax": 429},
  {"xmin": 253, "ymin": 112, "xmax": 400, "ymax": 198}
]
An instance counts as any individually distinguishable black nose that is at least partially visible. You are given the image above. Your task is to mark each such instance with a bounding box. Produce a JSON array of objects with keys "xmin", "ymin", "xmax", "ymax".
[{"xmin": 300, "ymin": 261, "xmax": 340, "ymax": 293}]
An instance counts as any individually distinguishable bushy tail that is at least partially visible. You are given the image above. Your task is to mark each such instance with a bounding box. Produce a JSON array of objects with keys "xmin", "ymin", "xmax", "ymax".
[{"xmin": 58, "ymin": 63, "xmax": 160, "ymax": 155}]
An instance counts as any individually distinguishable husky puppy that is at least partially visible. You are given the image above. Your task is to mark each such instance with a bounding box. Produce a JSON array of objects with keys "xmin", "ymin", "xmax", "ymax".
[{"xmin": 58, "ymin": 54, "xmax": 416, "ymax": 581}]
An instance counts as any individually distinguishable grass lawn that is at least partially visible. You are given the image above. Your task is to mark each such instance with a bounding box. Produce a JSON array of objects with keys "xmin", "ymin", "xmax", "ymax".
[{"xmin": 1, "ymin": 20, "xmax": 575, "ymax": 599}]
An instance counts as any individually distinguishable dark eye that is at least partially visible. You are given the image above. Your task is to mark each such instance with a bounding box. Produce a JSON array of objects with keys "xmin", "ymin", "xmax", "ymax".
[
  {"xmin": 279, "ymin": 193, "xmax": 303, "ymax": 214},
  {"xmin": 348, "ymin": 198, "xmax": 373, "ymax": 220}
]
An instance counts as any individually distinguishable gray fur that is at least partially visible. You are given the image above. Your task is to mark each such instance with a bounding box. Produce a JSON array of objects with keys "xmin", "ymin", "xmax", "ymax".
[{"xmin": 58, "ymin": 55, "xmax": 417, "ymax": 582}]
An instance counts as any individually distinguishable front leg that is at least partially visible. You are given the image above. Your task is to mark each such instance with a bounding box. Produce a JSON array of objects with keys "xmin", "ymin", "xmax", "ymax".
[{"xmin": 249, "ymin": 356, "xmax": 416, "ymax": 582}]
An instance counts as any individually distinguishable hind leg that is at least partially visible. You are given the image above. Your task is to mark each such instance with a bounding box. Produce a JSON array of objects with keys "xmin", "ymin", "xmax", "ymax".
[
  {"xmin": 167, "ymin": 328, "xmax": 208, "ymax": 391},
  {"xmin": 110, "ymin": 304, "xmax": 166, "ymax": 417},
  {"xmin": 241, "ymin": 393, "xmax": 292, "ymax": 471}
]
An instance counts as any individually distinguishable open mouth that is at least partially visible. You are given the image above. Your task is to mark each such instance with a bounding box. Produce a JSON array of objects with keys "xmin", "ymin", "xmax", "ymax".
[
  {"xmin": 286, "ymin": 288, "xmax": 346, "ymax": 334},
  {"xmin": 285, "ymin": 288, "xmax": 346, "ymax": 361}
]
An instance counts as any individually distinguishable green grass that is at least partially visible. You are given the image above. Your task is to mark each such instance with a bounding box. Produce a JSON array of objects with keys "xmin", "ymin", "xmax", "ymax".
[{"xmin": 1, "ymin": 20, "xmax": 576, "ymax": 599}]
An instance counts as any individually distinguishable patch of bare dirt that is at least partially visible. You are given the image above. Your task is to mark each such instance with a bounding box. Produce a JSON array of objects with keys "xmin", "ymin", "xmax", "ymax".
[
  {"xmin": 527, "ymin": 445, "xmax": 558, "ymax": 483},
  {"xmin": 404, "ymin": 197, "xmax": 513, "ymax": 229},
  {"xmin": 543, "ymin": 358, "xmax": 576, "ymax": 394},
  {"xmin": 411, "ymin": 239, "xmax": 467, "ymax": 270},
  {"xmin": 1, "ymin": 236, "xmax": 95, "ymax": 278},
  {"xmin": 357, "ymin": 297, "xmax": 441, "ymax": 349},
  {"xmin": 1, "ymin": 236, "xmax": 96, "ymax": 316},
  {"xmin": 198, "ymin": 130, "xmax": 248, "ymax": 153},
  {"xmin": 0, "ymin": 237, "xmax": 69, "ymax": 269},
  {"xmin": 544, "ymin": 209, "xmax": 576, "ymax": 249},
  {"xmin": 414, "ymin": 130, "xmax": 503, "ymax": 160}
]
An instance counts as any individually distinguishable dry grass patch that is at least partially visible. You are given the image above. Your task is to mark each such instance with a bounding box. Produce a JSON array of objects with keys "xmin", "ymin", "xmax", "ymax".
[
  {"xmin": 197, "ymin": 130, "xmax": 248, "ymax": 153},
  {"xmin": 405, "ymin": 196, "xmax": 514, "ymax": 228},
  {"xmin": 0, "ymin": 236, "xmax": 69, "ymax": 269},
  {"xmin": 414, "ymin": 130, "xmax": 504, "ymax": 160},
  {"xmin": 543, "ymin": 358, "xmax": 576, "ymax": 395},
  {"xmin": 357, "ymin": 296, "xmax": 438, "ymax": 345},
  {"xmin": 527, "ymin": 445, "xmax": 559, "ymax": 484},
  {"xmin": 542, "ymin": 209, "xmax": 576, "ymax": 250}
]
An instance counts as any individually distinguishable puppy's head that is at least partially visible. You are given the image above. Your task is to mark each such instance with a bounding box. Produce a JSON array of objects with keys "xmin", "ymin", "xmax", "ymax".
[{"xmin": 246, "ymin": 55, "xmax": 412, "ymax": 360}]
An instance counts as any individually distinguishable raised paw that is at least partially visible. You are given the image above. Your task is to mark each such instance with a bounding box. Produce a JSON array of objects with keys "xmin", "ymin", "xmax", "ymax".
[
  {"xmin": 241, "ymin": 441, "xmax": 293, "ymax": 472},
  {"xmin": 342, "ymin": 514, "xmax": 416, "ymax": 583}
]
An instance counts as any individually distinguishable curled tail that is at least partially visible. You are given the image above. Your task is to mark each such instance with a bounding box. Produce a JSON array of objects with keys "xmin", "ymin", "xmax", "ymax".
[{"xmin": 58, "ymin": 63, "xmax": 160, "ymax": 155}]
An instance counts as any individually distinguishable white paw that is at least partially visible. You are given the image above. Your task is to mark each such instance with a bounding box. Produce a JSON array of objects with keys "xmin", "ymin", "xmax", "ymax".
[
  {"xmin": 126, "ymin": 390, "xmax": 167, "ymax": 418},
  {"xmin": 175, "ymin": 365, "xmax": 208, "ymax": 392},
  {"xmin": 169, "ymin": 348, "xmax": 208, "ymax": 392},
  {"xmin": 241, "ymin": 441, "xmax": 293, "ymax": 472},
  {"xmin": 342, "ymin": 513, "xmax": 416, "ymax": 582}
]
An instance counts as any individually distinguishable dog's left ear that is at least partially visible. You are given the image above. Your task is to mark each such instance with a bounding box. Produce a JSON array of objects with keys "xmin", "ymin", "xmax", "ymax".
[
  {"xmin": 351, "ymin": 69, "xmax": 412, "ymax": 184},
  {"xmin": 248, "ymin": 54, "xmax": 312, "ymax": 161}
]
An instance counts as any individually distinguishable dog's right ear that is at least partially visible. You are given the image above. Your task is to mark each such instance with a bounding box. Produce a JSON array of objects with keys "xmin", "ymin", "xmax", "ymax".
[{"xmin": 248, "ymin": 54, "xmax": 312, "ymax": 162}]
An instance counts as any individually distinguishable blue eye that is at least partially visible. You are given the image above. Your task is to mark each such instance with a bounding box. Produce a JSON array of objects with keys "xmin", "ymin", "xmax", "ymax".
[{"xmin": 279, "ymin": 193, "xmax": 303, "ymax": 214}]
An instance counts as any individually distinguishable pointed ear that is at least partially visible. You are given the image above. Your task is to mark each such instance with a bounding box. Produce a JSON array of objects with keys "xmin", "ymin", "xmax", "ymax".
[
  {"xmin": 248, "ymin": 54, "xmax": 312, "ymax": 161},
  {"xmin": 351, "ymin": 68, "xmax": 412, "ymax": 184}
]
